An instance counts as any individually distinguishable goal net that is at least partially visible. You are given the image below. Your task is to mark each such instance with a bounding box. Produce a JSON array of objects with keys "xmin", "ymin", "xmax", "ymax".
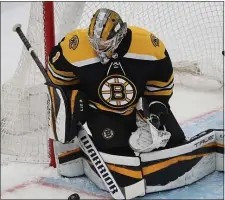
[{"xmin": 1, "ymin": 2, "xmax": 223, "ymax": 166}]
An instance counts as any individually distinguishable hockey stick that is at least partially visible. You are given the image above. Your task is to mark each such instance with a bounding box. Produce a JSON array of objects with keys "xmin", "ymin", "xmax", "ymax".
[
  {"xmin": 12, "ymin": 24, "xmax": 52, "ymax": 83},
  {"xmin": 13, "ymin": 24, "xmax": 125, "ymax": 200}
]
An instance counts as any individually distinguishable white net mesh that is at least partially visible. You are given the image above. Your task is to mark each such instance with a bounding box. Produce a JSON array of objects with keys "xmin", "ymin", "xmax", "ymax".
[
  {"xmin": 1, "ymin": 3, "xmax": 49, "ymax": 163},
  {"xmin": 1, "ymin": 2, "xmax": 223, "ymax": 163}
]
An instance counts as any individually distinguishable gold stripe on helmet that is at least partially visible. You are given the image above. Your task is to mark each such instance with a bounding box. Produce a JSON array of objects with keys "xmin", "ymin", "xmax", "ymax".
[
  {"xmin": 89, "ymin": 10, "xmax": 100, "ymax": 38},
  {"xmin": 101, "ymin": 11, "xmax": 120, "ymax": 40}
]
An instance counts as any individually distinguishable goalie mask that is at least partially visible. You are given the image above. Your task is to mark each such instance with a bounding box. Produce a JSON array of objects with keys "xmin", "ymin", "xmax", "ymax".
[{"xmin": 88, "ymin": 8, "xmax": 127, "ymax": 64}]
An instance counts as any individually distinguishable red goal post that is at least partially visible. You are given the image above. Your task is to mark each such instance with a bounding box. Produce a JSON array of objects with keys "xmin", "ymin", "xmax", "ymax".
[{"xmin": 43, "ymin": 1, "xmax": 56, "ymax": 167}]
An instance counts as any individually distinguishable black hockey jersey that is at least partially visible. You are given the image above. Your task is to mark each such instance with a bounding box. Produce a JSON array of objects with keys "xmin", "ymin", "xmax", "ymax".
[{"xmin": 48, "ymin": 26, "xmax": 174, "ymax": 118}]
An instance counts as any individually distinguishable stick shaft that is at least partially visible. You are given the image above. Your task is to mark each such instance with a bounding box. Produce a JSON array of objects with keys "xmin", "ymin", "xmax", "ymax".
[{"xmin": 14, "ymin": 25, "xmax": 51, "ymax": 83}]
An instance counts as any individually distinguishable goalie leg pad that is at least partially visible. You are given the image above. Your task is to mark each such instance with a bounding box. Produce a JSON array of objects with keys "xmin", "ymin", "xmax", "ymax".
[
  {"xmin": 82, "ymin": 148, "xmax": 146, "ymax": 199},
  {"xmin": 78, "ymin": 125, "xmax": 145, "ymax": 199},
  {"xmin": 82, "ymin": 158, "xmax": 107, "ymax": 191},
  {"xmin": 54, "ymin": 138, "xmax": 84, "ymax": 177},
  {"xmin": 140, "ymin": 129, "xmax": 224, "ymax": 194},
  {"xmin": 215, "ymin": 130, "xmax": 224, "ymax": 171}
]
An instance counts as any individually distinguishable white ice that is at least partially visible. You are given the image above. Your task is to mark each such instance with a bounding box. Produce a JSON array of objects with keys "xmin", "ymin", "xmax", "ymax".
[{"xmin": 1, "ymin": 2, "xmax": 223, "ymax": 199}]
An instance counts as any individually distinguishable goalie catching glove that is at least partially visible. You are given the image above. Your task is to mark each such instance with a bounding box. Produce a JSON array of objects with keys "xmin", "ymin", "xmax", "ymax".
[{"xmin": 129, "ymin": 101, "xmax": 171, "ymax": 153}]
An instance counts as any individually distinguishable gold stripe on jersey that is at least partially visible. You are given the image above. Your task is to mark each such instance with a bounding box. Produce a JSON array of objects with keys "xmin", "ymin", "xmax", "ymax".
[
  {"xmin": 144, "ymin": 89, "xmax": 173, "ymax": 96},
  {"xmin": 142, "ymin": 153, "xmax": 209, "ymax": 176},
  {"xmin": 126, "ymin": 26, "xmax": 166, "ymax": 60},
  {"xmin": 60, "ymin": 29, "xmax": 98, "ymax": 65},
  {"xmin": 89, "ymin": 100, "xmax": 136, "ymax": 115},
  {"xmin": 48, "ymin": 62, "xmax": 76, "ymax": 79},
  {"xmin": 72, "ymin": 57, "xmax": 100, "ymax": 67},
  {"xmin": 146, "ymin": 73, "xmax": 174, "ymax": 88},
  {"xmin": 145, "ymin": 73, "xmax": 174, "ymax": 96},
  {"xmin": 47, "ymin": 70, "xmax": 80, "ymax": 86},
  {"xmin": 71, "ymin": 90, "xmax": 78, "ymax": 113}
]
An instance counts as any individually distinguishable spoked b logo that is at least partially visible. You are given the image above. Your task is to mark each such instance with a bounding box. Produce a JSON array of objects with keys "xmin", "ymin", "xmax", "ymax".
[
  {"xmin": 98, "ymin": 75, "xmax": 137, "ymax": 108},
  {"xmin": 102, "ymin": 128, "xmax": 114, "ymax": 140}
]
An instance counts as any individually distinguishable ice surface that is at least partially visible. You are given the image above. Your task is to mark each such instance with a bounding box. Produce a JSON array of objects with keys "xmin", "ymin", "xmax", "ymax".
[{"xmin": 1, "ymin": 2, "xmax": 223, "ymax": 199}]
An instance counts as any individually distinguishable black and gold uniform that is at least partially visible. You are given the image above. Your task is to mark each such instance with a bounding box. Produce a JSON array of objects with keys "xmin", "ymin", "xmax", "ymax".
[{"xmin": 48, "ymin": 26, "xmax": 185, "ymax": 154}]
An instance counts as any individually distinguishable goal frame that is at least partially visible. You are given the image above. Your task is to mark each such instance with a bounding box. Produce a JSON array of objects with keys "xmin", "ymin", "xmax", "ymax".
[{"xmin": 43, "ymin": 1, "xmax": 56, "ymax": 167}]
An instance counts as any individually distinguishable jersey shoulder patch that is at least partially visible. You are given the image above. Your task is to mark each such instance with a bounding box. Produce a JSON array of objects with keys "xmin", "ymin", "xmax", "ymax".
[
  {"xmin": 150, "ymin": 34, "xmax": 160, "ymax": 47},
  {"xmin": 69, "ymin": 35, "xmax": 79, "ymax": 50},
  {"xmin": 60, "ymin": 29, "xmax": 98, "ymax": 65},
  {"xmin": 127, "ymin": 26, "xmax": 166, "ymax": 60}
]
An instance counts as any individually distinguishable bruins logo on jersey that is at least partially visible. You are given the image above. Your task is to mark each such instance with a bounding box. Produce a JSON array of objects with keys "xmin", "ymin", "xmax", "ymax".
[
  {"xmin": 69, "ymin": 35, "xmax": 79, "ymax": 50},
  {"xmin": 98, "ymin": 75, "xmax": 137, "ymax": 109},
  {"xmin": 150, "ymin": 34, "xmax": 159, "ymax": 47}
]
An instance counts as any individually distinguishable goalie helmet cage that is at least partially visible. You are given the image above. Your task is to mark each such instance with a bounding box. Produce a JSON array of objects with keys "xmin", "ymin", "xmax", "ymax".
[{"xmin": 1, "ymin": 2, "xmax": 223, "ymax": 167}]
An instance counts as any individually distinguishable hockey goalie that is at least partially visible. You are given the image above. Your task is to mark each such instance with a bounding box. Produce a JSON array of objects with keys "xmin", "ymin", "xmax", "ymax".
[{"xmin": 47, "ymin": 8, "xmax": 224, "ymax": 199}]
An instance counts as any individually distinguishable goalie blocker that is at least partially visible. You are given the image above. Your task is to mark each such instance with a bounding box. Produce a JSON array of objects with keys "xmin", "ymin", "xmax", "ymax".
[{"xmin": 54, "ymin": 128, "xmax": 224, "ymax": 199}]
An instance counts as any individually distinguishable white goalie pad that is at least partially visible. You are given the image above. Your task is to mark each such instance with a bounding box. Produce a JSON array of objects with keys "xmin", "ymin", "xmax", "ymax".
[
  {"xmin": 82, "ymin": 151, "xmax": 146, "ymax": 200},
  {"xmin": 66, "ymin": 127, "xmax": 223, "ymax": 199},
  {"xmin": 48, "ymin": 87, "xmax": 67, "ymax": 143},
  {"xmin": 54, "ymin": 137, "xmax": 84, "ymax": 177},
  {"xmin": 140, "ymin": 129, "xmax": 224, "ymax": 193},
  {"xmin": 215, "ymin": 130, "xmax": 224, "ymax": 171},
  {"xmin": 78, "ymin": 127, "xmax": 146, "ymax": 199}
]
